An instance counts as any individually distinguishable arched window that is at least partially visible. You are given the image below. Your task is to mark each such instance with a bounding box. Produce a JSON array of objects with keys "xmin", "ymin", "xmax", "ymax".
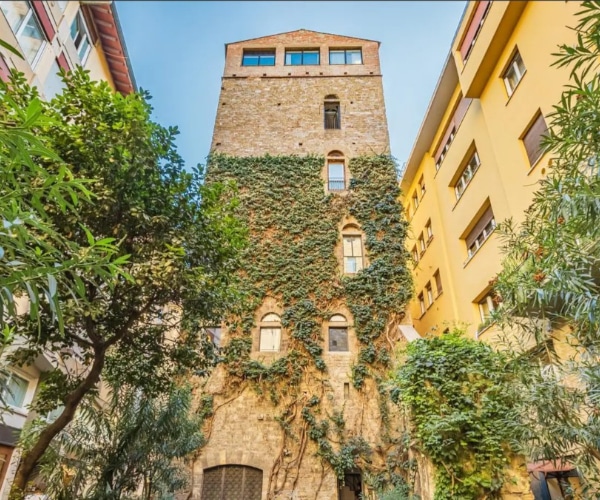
[
  {"xmin": 328, "ymin": 314, "xmax": 348, "ymax": 352},
  {"xmin": 324, "ymin": 95, "xmax": 341, "ymax": 130},
  {"xmin": 259, "ymin": 313, "xmax": 281, "ymax": 352},
  {"xmin": 342, "ymin": 225, "xmax": 364, "ymax": 274},
  {"xmin": 202, "ymin": 465, "xmax": 263, "ymax": 500},
  {"xmin": 327, "ymin": 150, "xmax": 346, "ymax": 192}
]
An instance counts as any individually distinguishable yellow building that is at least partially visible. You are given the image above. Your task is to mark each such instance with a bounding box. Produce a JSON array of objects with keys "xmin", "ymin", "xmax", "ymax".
[
  {"xmin": 401, "ymin": 0, "xmax": 579, "ymax": 340},
  {"xmin": 0, "ymin": 1, "xmax": 134, "ymax": 495},
  {"xmin": 400, "ymin": 2, "xmax": 586, "ymax": 496}
]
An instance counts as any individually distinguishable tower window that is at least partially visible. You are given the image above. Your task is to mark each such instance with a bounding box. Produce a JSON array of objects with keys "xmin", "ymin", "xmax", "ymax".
[
  {"xmin": 258, "ymin": 313, "xmax": 281, "ymax": 352},
  {"xmin": 324, "ymin": 96, "xmax": 341, "ymax": 129},
  {"xmin": 285, "ymin": 49, "xmax": 320, "ymax": 65},
  {"xmin": 343, "ymin": 235, "xmax": 364, "ymax": 274},
  {"xmin": 242, "ymin": 49, "xmax": 275, "ymax": 66},
  {"xmin": 328, "ymin": 314, "xmax": 348, "ymax": 352},
  {"xmin": 329, "ymin": 48, "xmax": 362, "ymax": 65}
]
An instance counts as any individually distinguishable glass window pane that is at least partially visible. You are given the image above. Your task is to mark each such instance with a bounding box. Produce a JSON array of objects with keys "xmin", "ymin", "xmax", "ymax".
[
  {"xmin": 344, "ymin": 257, "xmax": 357, "ymax": 273},
  {"xmin": 329, "ymin": 50, "xmax": 345, "ymax": 65},
  {"xmin": 328, "ymin": 162, "xmax": 344, "ymax": 179},
  {"xmin": 43, "ymin": 59, "xmax": 65, "ymax": 100},
  {"xmin": 346, "ymin": 50, "xmax": 362, "ymax": 64},
  {"xmin": 303, "ymin": 51, "xmax": 319, "ymax": 65},
  {"xmin": 351, "ymin": 237, "xmax": 362, "ymax": 256},
  {"xmin": 260, "ymin": 54, "xmax": 275, "ymax": 66},
  {"xmin": 242, "ymin": 55, "xmax": 258, "ymax": 66},
  {"xmin": 329, "ymin": 327, "xmax": 348, "ymax": 351},
  {"xmin": 285, "ymin": 52, "xmax": 293, "ymax": 65},
  {"xmin": 3, "ymin": 373, "xmax": 28, "ymax": 407},
  {"xmin": 19, "ymin": 13, "xmax": 44, "ymax": 65},
  {"xmin": 1, "ymin": 1, "xmax": 29, "ymax": 33}
]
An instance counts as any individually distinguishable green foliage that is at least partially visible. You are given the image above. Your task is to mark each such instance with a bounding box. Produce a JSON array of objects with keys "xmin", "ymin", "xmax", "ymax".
[
  {"xmin": 5, "ymin": 67, "xmax": 245, "ymax": 492},
  {"xmin": 393, "ymin": 330, "xmax": 519, "ymax": 499},
  {"xmin": 0, "ymin": 73, "xmax": 128, "ymax": 335},
  {"xmin": 24, "ymin": 383, "xmax": 203, "ymax": 499},
  {"xmin": 494, "ymin": 0, "xmax": 600, "ymax": 485},
  {"xmin": 206, "ymin": 153, "xmax": 412, "ymax": 484}
]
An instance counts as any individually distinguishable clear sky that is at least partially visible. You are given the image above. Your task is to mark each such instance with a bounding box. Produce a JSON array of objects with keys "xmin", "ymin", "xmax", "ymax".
[{"xmin": 116, "ymin": 1, "xmax": 467, "ymax": 169}]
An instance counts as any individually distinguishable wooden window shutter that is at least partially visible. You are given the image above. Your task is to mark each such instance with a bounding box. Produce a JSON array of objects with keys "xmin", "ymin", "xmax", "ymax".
[
  {"xmin": 465, "ymin": 206, "xmax": 494, "ymax": 248},
  {"xmin": 523, "ymin": 113, "xmax": 548, "ymax": 166}
]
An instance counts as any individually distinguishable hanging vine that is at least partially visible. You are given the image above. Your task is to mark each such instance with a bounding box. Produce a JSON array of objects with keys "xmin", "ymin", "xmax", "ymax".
[{"xmin": 203, "ymin": 153, "xmax": 414, "ymax": 494}]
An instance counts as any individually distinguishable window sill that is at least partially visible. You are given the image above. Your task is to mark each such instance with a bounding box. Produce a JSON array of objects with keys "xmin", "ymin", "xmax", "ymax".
[
  {"xmin": 475, "ymin": 321, "xmax": 495, "ymax": 339},
  {"xmin": 435, "ymin": 290, "xmax": 443, "ymax": 299},
  {"xmin": 426, "ymin": 235, "xmax": 434, "ymax": 246},
  {"xmin": 463, "ymin": 228, "xmax": 496, "ymax": 267},
  {"xmin": 526, "ymin": 153, "xmax": 547, "ymax": 176}
]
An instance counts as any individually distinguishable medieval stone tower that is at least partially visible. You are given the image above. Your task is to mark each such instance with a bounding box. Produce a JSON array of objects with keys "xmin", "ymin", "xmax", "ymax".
[{"xmin": 187, "ymin": 30, "xmax": 419, "ymax": 500}]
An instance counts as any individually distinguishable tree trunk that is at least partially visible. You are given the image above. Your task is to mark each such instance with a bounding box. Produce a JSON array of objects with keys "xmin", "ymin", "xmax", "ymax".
[{"xmin": 9, "ymin": 345, "xmax": 107, "ymax": 498}]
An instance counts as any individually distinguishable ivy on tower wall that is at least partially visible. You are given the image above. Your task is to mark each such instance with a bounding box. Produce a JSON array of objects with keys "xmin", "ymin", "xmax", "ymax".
[{"xmin": 203, "ymin": 153, "xmax": 414, "ymax": 493}]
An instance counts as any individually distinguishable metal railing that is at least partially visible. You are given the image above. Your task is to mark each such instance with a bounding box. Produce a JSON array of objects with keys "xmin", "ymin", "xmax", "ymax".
[{"xmin": 328, "ymin": 178, "xmax": 346, "ymax": 192}]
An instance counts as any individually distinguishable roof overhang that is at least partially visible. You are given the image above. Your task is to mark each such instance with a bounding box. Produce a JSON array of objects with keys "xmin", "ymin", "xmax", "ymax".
[{"xmin": 85, "ymin": 0, "xmax": 136, "ymax": 95}]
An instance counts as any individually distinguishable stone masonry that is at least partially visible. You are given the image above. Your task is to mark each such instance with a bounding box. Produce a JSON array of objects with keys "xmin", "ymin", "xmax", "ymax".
[{"xmin": 185, "ymin": 30, "xmax": 430, "ymax": 500}]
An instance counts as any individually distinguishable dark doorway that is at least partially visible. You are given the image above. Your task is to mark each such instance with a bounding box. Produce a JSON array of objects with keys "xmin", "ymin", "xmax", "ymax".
[
  {"xmin": 201, "ymin": 465, "xmax": 262, "ymax": 500},
  {"xmin": 339, "ymin": 470, "xmax": 363, "ymax": 500}
]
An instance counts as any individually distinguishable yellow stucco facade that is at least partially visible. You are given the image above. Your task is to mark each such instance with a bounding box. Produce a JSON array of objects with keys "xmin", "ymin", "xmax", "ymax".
[{"xmin": 400, "ymin": 0, "xmax": 581, "ymax": 341}]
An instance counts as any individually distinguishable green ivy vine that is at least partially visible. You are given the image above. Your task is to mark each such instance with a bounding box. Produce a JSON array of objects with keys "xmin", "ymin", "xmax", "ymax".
[
  {"xmin": 391, "ymin": 330, "xmax": 521, "ymax": 499},
  {"xmin": 205, "ymin": 153, "xmax": 413, "ymax": 491}
]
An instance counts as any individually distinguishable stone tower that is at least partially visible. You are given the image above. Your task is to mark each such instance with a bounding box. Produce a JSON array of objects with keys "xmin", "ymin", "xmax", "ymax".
[{"xmin": 187, "ymin": 30, "xmax": 418, "ymax": 500}]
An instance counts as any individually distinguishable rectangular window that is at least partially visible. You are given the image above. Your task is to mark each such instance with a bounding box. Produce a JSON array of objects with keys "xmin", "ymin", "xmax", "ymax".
[
  {"xmin": 412, "ymin": 245, "xmax": 419, "ymax": 263},
  {"xmin": 285, "ymin": 49, "xmax": 319, "ymax": 65},
  {"xmin": 412, "ymin": 191, "xmax": 419, "ymax": 211},
  {"xmin": 1, "ymin": 1, "xmax": 46, "ymax": 66},
  {"xmin": 57, "ymin": 1, "xmax": 68, "ymax": 11},
  {"xmin": 328, "ymin": 161, "xmax": 345, "ymax": 191},
  {"xmin": 435, "ymin": 126, "xmax": 456, "ymax": 171},
  {"xmin": 418, "ymin": 175, "xmax": 426, "ymax": 197},
  {"xmin": 259, "ymin": 327, "xmax": 281, "ymax": 352},
  {"xmin": 418, "ymin": 233, "xmax": 426, "ymax": 254},
  {"xmin": 70, "ymin": 10, "xmax": 91, "ymax": 63},
  {"xmin": 522, "ymin": 112, "xmax": 548, "ymax": 166},
  {"xmin": 426, "ymin": 282, "xmax": 433, "ymax": 307},
  {"xmin": 434, "ymin": 96, "xmax": 471, "ymax": 170},
  {"xmin": 329, "ymin": 48, "xmax": 362, "ymax": 65},
  {"xmin": 324, "ymin": 100, "xmax": 341, "ymax": 129},
  {"xmin": 425, "ymin": 219, "xmax": 433, "ymax": 243},
  {"xmin": 328, "ymin": 327, "xmax": 348, "ymax": 352},
  {"xmin": 454, "ymin": 150, "xmax": 481, "ymax": 200},
  {"xmin": 477, "ymin": 292, "xmax": 496, "ymax": 323},
  {"xmin": 242, "ymin": 49, "xmax": 275, "ymax": 66},
  {"xmin": 343, "ymin": 236, "xmax": 363, "ymax": 274},
  {"xmin": 503, "ymin": 50, "xmax": 526, "ymax": 96},
  {"xmin": 0, "ymin": 371, "xmax": 29, "ymax": 408},
  {"xmin": 434, "ymin": 270, "xmax": 443, "ymax": 296},
  {"xmin": 206, "ymin": 326, "xmax": 222, "ymax": 347},
  {"xmin": 465, "ymin": 206, "xmax": 496, "ymax": 259},
  {"xmin": 418, "ymin": 293, "xmax": 426, "ymax": 315}
]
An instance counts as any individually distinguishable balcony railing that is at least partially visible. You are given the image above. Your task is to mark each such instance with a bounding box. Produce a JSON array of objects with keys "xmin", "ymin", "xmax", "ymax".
[{"xmin": 328, "ymin": 178, "xmax": 346, "ymax": 192}]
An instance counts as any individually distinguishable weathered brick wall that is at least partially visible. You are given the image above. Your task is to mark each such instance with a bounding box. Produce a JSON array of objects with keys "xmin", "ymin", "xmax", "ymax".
[{"xmin": 211, "ymin": 30, "xmax": 389, "ymax": 158}]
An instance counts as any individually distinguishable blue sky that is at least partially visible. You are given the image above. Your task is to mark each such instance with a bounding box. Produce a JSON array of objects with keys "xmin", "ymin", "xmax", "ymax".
[{"xmin": 116, "ymin": 1, "xmax": 467, "ymax": 169}]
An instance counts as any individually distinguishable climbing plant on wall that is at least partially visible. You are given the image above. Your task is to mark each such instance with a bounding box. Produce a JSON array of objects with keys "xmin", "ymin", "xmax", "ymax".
[
  {"xmin": 392, "ymin": 330, "xmax": 521, "ymax": 500},
  {"xmin": 204, "ymin": 153, "xmax": 414, "ymax": 493}
]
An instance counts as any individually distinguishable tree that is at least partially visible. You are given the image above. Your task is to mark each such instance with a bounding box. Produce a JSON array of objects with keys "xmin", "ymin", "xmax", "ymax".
[
  {"xmin": 6, "ymin": 68, "xmax": 245, "ymax": 496},
  {"xmin": 23, "ymin": 382, "xmax": 205, "ymax": 499},
  {"xmin": 494, "ymin": 0, "xmax": 600, "ymax": 487},
  {"xmin": 0, "ymin": 73, "xmax": 128, "ymax": 336}
]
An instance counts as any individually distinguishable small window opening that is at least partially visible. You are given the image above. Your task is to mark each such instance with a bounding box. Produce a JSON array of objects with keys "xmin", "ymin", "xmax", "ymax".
[{"xmin": 324, "ymin": 95, "xmax": 341, "ymax": 129}]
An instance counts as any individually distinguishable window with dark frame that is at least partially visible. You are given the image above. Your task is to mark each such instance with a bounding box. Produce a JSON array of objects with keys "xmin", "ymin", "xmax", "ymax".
[
  {"xmin": 418, "ymin": 233, "xmax": 426, "ymax": 255},
  {"xmin": 285, "ymin": 49, "xmax": 320, "ymax": 65},
  {"xmin": 522, "ymin": 112, "xmax": 548, "ymax": 166},
  {"xmin": 242, "ymin": 49, "xmax": 276, "ymax": 66},
  {"xmin": 324, "ymin": 96, "xmax": 341, "ymax": 129},
  {"xmin": 329, "ymin": 48, "xmax": 362, "ymax": 65},
  {"xmin": 412, "ymin": 245, "xmax": 419, "ymax": 263},
  {"xmin": 425, "ymin": 219, "xmax": 433, "ymax": 243},
  {"xmin": 329, "ymin": 327, "xmax": 348, "ymax": 352},
  {"xmin": 418, "ymin": 175, "xmax": 426, "ymax": 197}
]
